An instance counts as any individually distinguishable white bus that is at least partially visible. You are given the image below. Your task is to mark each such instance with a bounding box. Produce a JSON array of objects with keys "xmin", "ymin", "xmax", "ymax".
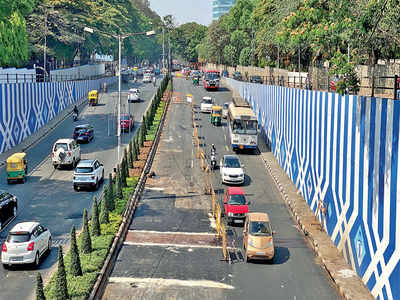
[{"xmin": 227, "ymin": 103, "xmax": 258, "ymax": 151}]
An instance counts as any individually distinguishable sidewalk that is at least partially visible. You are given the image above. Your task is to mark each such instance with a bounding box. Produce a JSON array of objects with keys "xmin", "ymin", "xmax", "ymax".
[{"xmin": 257, "ymin": 140, "xmax": 374, "ymax": 300}]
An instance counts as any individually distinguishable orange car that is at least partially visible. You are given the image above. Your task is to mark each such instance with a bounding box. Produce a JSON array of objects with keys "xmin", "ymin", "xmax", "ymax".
[{"xmin": 243, "ymin": 212, "xmax": 275, "ymax": 262}]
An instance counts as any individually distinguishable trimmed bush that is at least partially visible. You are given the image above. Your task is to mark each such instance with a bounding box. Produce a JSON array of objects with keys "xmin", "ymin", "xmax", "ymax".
[
  {"xmin": 99, "ymin": 195, "xmax": 109, "ymax": 224},
  {"xmin": 116, "ymin": 166, "xmax": 123, "ymax": 199},
  {"xmin": 91, "ymin": 197, "xmax": 101, "ymax": 236},
  {"xmin": 108, "ymin": 173, "xmax": 114, "ymax": 198},
  {"xmin": 81, "ymin": 209, "xmax": 92, "ymax": 254},
  {"xmin": 69, "ymin": 225, "xmax": 83, "ymax": 276},
  {"xmin": 106, "ymin": 185, "xmax": 115, "ymax": 211},
  {"xmin": 55, "ymin": 246, "xmax": 69, "ymax": 300},
  {"xmin": 36, "ymin": 272, "xmax": 45, "ymax": 300},
  {"xmin": 121, "ymin": 159, "xmax": 127, "ymax": 187}
]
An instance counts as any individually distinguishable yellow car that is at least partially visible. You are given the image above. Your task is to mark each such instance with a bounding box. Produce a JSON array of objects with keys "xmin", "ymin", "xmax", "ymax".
[{"xmin": 243, "ymin": 212, "xmax": 275, "ymax": 262}]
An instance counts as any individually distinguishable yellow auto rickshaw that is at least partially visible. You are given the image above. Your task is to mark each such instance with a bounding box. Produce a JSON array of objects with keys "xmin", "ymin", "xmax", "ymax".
[
  {"xmin": 88, "ymin": 90, "xmax": 98, "ymax": 106},
  {"xmin": 6, "ymin": 152, "xmax": 28, "ymax": 184},
  {"xmin": 211, "ymin": 105, "xmax": 222, "ymax": 126}
]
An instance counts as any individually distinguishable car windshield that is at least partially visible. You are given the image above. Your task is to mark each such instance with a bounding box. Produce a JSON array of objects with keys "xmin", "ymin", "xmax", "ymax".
[
  {"xmin": 253, "ymin": 76, "xmax": 261, "ymax": 80},
  {"xmin": 232, "ymin": 120, "xmax": 257, "ymax": 135},
  {"xmin": 228, "ymin": 194, "xmax": 246, "ymax": 205},
  {"xmin": 7, "ymin": 232, "xmax": 31, "ymax": 243},
  {"xmin": 54, "ymin": 143, "xmax": 68, "ymax": 151},
  {"xmin": 205, "ymin": 73, "xmax": 220, "ymax": 80},
  {"xmin": 250, "ymin": 221, "xmax": 272, "ymax": 236},
  {"xmin": 202, "ymin": 98, "xmax": 212, "ymax": 104},
  {"xmin": 76, "ymin": 167, "xmax": 93, "ymax": 173},
  {"xmin": 225, "ymin": 157, "xmax": 241, "ymax": 168}
]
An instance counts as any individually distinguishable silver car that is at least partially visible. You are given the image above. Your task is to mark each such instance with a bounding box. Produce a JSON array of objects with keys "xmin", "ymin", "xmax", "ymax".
[{"xmin": 2, "ymin": 222, "xmax": 52, "ymax": 269}]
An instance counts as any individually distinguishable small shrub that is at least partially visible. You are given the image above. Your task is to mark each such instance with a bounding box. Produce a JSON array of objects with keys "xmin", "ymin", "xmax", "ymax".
[
  {"xmin": 81, "ymin": 209, "xmax": 92, "ymax": 254},
  {"xmin": 100, "ymin": 195, "xmax": 109, "ymax": 224},
  {"xmin": 69, "ymin": 225, "xmax": 82, "ymax": 276},
  {"xmin": 55, "ymin": 246, "xmax": 69, "ymax": 300},
  {"xmin": 36, "ymin": 272, "xmax": 45, "ymax": 300},
  {"xmin": 91, "ymin": 197, "xmax": 101, "ymax": 236}
]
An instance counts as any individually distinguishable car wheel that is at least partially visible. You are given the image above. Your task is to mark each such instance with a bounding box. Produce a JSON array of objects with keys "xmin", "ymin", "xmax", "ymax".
[
  {"xmin": 47, "ymin": 238, "xmax": 52, "ymax": 252},
  {"xmin": 95, "ymin": 180, "xmax": 99, "ymax": 190},
  {"xmin": 33, "ymin": 252, "xmax": 40, "ymax": 268},
  {"xmin": 101, "ymin": 171, "xmax": 104, "ymax": 182},
  {"xmin": 53, "ymin": 164, "xmax": 58, "ymax": 169},
  {"xmin": 73, "ymin": 185, "xmax": 78, "ymax": 191}
]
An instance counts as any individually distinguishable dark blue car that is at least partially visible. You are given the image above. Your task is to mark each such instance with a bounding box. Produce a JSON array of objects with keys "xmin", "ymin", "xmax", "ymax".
[{"xmin": 73, "ymin": 124, "xmax": 94, "ymax": 143}]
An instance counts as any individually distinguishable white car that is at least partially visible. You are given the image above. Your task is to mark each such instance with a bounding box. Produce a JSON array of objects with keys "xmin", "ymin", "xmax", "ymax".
[
  {"xmin": 220, "ymin": 155, "xmax": 245, "ymax": 184},
  {"xmin": 2, "ymin": 222, "xmax": 52, "ymax": 269},
  {"xmin": 143, "ymin": 75, "xmax": 152, "ymax": 83},
  {"xmin": 128, "ymin": 88, "xmax": 140, "ymax": 102},
  {"xmin": 52, "ymin": 138, "xmax": 81, "ymax": 169},
  {"xmin": 200, "ymin": 97, "xmax": 213, "ymax": 113},
  {"xmin": 73, "ymin": 159, "xmax": 104, "ymax": 191},
  {"xmin": 222, "ymin": 102, "xmax": 230, "ymax": 119}
]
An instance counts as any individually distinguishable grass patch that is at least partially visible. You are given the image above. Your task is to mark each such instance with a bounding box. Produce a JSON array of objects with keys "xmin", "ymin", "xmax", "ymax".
[{"xmin": 145, "ymin": 134, "xmax": 155, "ymax": 141}]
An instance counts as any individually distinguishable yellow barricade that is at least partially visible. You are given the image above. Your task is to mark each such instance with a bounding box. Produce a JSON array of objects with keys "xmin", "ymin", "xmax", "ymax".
[
  {"xmin": 221, "ymin": 223, "xmax": 228, "ymax": 261},
  {"xmin": 211, "ymin": 188, "xmax": 216, "ymax": 218},
  {"xmin": 216, "ymin": 203, "xmax": 222, "ymax": 237}
]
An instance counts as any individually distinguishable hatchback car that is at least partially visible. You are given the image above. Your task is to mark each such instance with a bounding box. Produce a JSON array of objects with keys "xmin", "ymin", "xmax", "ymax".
[
  {"xmin": 220, "ymin": 155, "xmax": 245, "ymax": 185},
  {"xmin": 120, "ymin": 113, "xmax": 134, "ymax": 132},
  {"xmin": 73, "ymin": 124, "xmax": 94, "ymax": 143},
  {"xmin": 128, "ymin": 88, "xmax": 140, "ymax": 102},
  {"xmin": 0, "ymin": 191, "xmax": 17, "ymax": 231},
  {"xmin": 223, "ymin": 187, "xmax": 249, "ymax": 225},
  {"xmin": 2, "ymin": 222, "xmax": 52, "ymax": 269},
  {"xmin": 200, "ymin": 97, "xmax": 213, "ymax": 113},
  {"xmin": 73, "ymin": 159, "xmax": 104, "ymax": 191},
  {"xmin": 243, "ymin": 212, "xmax": 275, "ymax": 262}
]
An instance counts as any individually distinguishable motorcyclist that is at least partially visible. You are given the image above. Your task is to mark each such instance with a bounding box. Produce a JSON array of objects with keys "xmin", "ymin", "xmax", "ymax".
[
  {"xmin": 73, "ymin": 105, "xmax": 78, "ymax": 115},
  {"xmin": 152, "ymin": 76, "xmax": 156, "ymax": 87},
  {"xmin": 211, "ymin": 144, "xmax": 216, "ymax": 154}
]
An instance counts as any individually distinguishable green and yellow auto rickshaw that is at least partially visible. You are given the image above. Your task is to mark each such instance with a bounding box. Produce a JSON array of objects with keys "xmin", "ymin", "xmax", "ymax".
[
  {"xmin": 6, "ymin": 152, "xmax": 28, "ymax": 184},
  {"xmin": 88, "ymin": 90, "xmax": 98, "ymax": 106},
  {"xmin": 211, "ymin": 105, "xmax": 222, "ymax": 126}
]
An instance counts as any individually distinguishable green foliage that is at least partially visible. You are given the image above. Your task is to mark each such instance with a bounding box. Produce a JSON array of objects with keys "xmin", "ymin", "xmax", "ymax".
[
  {"xmin": 116, "ymin": 166, "xmax": 123, "ymax": 199},
  {"xmin": 55, "ymin": 246, "xmax": 69, "ymax": 300},
  {"xmin": 108, "ymin": 173, "xmax": 114, "ymax": 200},
  {"xmin": 99, "ymin": 195, "xmax": 109, "ymax": 224},
  {"xmin": 128, "ymin": 141, "xmax": 134, "ymax": 168},
  {"xmin": 91, "ymin": 197, "xmax": 101, "ymax": 237},
  {"xmin": 120, "ymin": 159, "xmax": 127, "ymax": 188},
  {"xmin": 36, "ymin": 272, "xmax": 45, "ymax": 300},
  {"xmin": 81, "ymin": 209, "xmax": 92, "ymax": 254},
  {"xmin": 133, "ymin": 140, "xmax": 138, "ymax": 161},
  {"xmin": 69, "ymin": 225, "xmax": 82, "ymax": 277}
]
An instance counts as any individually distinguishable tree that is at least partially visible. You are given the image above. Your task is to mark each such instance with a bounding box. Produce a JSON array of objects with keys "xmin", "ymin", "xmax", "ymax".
[
  {"xmin": 99, "ymin": 195, "xmax": 109, "ymax": 224},
  {"xmin": 128, "ymin": 141, "xmax": 134, "ymax": 168},
  {"xmin": 239, "ymin": 47, "xmax": 252, "ymax": 66},
  {"xmin": 81, "ymin": 209, "xmax": 92, "ymax": 254},
  {"xmin": 116, "ymin": 166, "xmax": 123, "ymax": 199},
  {"xmin": 55, "ymin": 246, "xmax": 69, "ymax": 300},
  {"xmin": 121, "ymin": 158, "xmax": 127, "ymax": 187},
  {"xmin": 69, "ymin": 225, "xmax": 82, "ymax": 276},
  {"xmin": 105, "ymin": 185, "xmax": 115, "ymax": 212},
  {"xmin": 36, "ymin": 272, "xmax": 45, "ymax": 300},
  {"xmin": 91, "ymin": 197, "xmax": 100, "ymax": 236},
  {"xmin": 134, "ymin": 139, "xmax": 139, "ymax": 159},
  {"xmin": 108, "ymin": 173, "xmax": 114, "ymax": 199}
]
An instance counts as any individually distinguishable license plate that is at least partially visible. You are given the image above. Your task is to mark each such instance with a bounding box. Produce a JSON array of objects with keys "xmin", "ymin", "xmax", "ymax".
[
  {"xmin": 234, "ymin": 219, "xmax": 243, "ymax": 223},
  {"xmin": 256, "ymin": 252, "xmax": 265, "ymax": 255},
  {"xmin": 11, "ymin": 256, "xmax": 23, "ymax": 261}
]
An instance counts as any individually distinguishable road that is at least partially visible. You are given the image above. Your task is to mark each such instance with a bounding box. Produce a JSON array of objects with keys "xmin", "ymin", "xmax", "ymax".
[
  {"xmin": 0, "ymin": 77, "xmax": 161, "ymax": 300},
  {"xmin": 102, "ymin": 77, "xmax": 339, "ymax": 300}
]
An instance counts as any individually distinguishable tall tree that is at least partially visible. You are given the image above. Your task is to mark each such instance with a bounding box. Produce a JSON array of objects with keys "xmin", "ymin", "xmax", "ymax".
[
  {"xmin": 69, "ymin": 225, "xmax": 82, "ymax": 277},
  {"xmin": 55, "ymin": 246, "xmax": 69, "ymax": 300}
]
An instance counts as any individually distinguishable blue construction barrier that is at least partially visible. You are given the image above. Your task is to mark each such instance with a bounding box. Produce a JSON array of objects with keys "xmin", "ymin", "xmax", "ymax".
[
  {"xmin": 0, "ymin": 77, "xmax": 117, "ymax": 153},
  {"xmin": 226, "ymin": 78, "xmax": 400, "ymax": 300}
]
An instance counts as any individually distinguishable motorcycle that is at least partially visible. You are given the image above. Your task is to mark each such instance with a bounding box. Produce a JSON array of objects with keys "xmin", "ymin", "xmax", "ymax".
[
  {"xmin": 210, "ymin": 153, "xmax": 217, "ymax": 170},
  {"xmin": 73, "ymin": 112, "xmax": 78, "ymax": 122}
]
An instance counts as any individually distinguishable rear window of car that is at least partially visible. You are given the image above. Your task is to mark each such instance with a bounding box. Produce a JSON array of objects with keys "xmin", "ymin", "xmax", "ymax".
[
  {"xmin": 7, "ymin": 232, "xmax": 31, "ymax": 243},
  {"xmin": 120, "ymin": 115, "xmax": 130, "ymax": 120},
  {"xmin": 228, "ymin": 194, "xmax": 246, "ymax": 205},
  {"xmin": 202, "ymin": 99, "xmax": 212, "ymax": 104},
  {"xmin": 75, "ymin": 167, "xmax": 93, "ymax": 173},
  {"xmin": 54, "ymin": 143, "xmax": 68, "ymax": 151}
]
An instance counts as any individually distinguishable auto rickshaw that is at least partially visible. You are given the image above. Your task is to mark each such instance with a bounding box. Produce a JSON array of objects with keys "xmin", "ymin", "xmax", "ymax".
[
  {"xmin": 211, "ymin": 105, "xmax": 222, "ymax": 126},
  {"xmin": 193, "ymin": 75, "xmax": 200, "ymax": 86},
  {"xmin": 88, "ymin": 90, "xmax": 98, "ymax": 106},
  {"xmin": 6, "ymin": 152, "xmax": 28, "ymax": 184}
]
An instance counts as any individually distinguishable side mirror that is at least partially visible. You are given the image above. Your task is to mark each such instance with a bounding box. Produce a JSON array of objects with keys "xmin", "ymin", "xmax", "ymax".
[
  {"xmin": 100, "ymin": 164, "xmax": 104, "ymax": 167},
  {"xmin": 44, "ymin": 228, "xmax": 48, "ymax": 232}
]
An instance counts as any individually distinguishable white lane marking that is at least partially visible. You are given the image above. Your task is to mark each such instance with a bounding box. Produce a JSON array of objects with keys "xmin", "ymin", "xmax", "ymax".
[
  {"xmin": 129, "ymin": 230, "xmax": 215, "ymax": 236},
  {"xmin": 145, "ymin": 187, "xmax": 165, "ymax": 191},
  {"xmin": 108, "ymin": 277, "xmax": 235, "ymax": 290},
  {"xmin": 123, "ymin": 241, "xmax": 222, "ymax": 249}
]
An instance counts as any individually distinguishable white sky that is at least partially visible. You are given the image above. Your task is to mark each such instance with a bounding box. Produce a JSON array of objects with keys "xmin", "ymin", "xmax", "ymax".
[{"xmin": 150, "ymin": 0, "xmax": 212, "ymax": 26}]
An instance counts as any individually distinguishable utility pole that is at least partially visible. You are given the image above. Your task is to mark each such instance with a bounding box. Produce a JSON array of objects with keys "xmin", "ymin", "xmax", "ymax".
[
  {"xmin": 117, "ymin": 34, "xmax": 122, "ymax": 164},
  {"xmin": 44, "ymin": 11, "xmax": 47, "ymax": 81},
  {"xmin": 168, "ymin": 33, "xmax": 171, "ymax": 75},
  {"xmin": 162, "ymin": 27, "xmax": 165, "ymax": 71}
]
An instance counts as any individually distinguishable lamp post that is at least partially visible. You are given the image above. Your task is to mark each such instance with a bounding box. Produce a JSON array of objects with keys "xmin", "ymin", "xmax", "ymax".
[{"xmin": 84, "ymin": 27, "xmax": 155, "ymax": 164}]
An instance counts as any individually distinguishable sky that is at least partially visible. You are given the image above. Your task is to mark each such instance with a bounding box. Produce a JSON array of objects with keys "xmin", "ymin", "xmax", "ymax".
[{"xmin": 150, "ymin": 0, "xmax": 212, "ymax": 26}]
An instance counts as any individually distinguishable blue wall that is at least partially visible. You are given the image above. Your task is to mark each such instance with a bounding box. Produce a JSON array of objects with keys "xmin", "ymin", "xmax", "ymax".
[
  {"xmin": 0, "ymin": 77, "xmax": 117, "ymax": 153},
  {"xmin": 226, "ymin": 78, "xmax": 400, "ymax": 300}
]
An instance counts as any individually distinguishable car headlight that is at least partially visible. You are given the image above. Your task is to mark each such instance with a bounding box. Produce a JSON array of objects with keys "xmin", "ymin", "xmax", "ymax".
[
  {"xmin": 266, "ymin": 240, "xmax": 273, "ymax": 248},
  {"xmin": 248, "ymin": 239, "xmax": 255, "ymax": 247},
  {"xmin": 228, "ymin": 212, "xmax": 234, "ymax": 217},
  {"xmin": 239, "ymin": 174, "xmax": 244, "ymax": 177},
  {"xmin": 224, "ymin": 173, "xmax": 229, "ymax": 177}
]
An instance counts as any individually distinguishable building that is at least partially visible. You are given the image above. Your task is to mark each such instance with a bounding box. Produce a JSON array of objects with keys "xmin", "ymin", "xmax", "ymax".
[{"xmin": 212, "ymin": 0, "xmax": 236, "ymax": 21}]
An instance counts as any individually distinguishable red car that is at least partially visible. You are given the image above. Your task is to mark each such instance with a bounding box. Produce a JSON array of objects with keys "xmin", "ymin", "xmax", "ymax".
[
  {"xmin": 223, "ymin": 187, "xmax": 250, "ymax": 225},
  {"xmin": 120, "ymin": 113, "xmax": 134, "ymax": 132}
]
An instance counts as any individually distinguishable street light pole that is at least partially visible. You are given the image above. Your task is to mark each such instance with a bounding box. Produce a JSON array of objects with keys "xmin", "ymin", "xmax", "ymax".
[
  {"xmin": 162, "ymin": 27, "xmax": 165, "ymax": 71},
  {"xmin": 44, "ymin": 11, "xmax": 47, "ymax": 81},
  {"xmin": 117, "ymin": 34, "xmax": 122, "ymax": 165}
]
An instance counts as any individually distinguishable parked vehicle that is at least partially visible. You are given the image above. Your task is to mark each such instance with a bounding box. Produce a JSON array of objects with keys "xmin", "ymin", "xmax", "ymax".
[
  {"xmin": 211, "ymin": 105, "xmax": 222, "ymax": 126},
  {"xmin": 52, "ymin": 139, "xmax": 81, "ymax": 169},
  {"xmin": 243, "ymin": 212, "xmax": 275, "ymax": 262},
  {"xmin": 250, "ymin": 75, "xmax": 263, "ymax": 84},
  {"xmin": 73, "ymin": 159, "xmax": 104, "ymax": 191},
  {"xmin": 223, "ymin": 187, "xmax": 249, "ymax": 225},
  {"xmin": 220, "ymin": 155, "xmax": 245, "ymax": 185},
  {"xmin": 6, "ymin": 153, "xmax": 28, "ymax": 184},
  {"xmin": 0, "ymin": 191, "xmax": 18, "ymax": 231},
  {"xmin": 1, "ymin": 222, "xmax": 52, "ymax": 269},
  {"xmin": 128, "ymin": 88, "xmax": 140, "ymax": 102},
  {"xmin": 233, "ymin": 71, "xmax": 243, "ymax": 81},
  {"xmin": 200, "ymin": 96, "xmax": 213, "ymax": 113},
  {"xmin": 88, "ymin": 90, "xmax": 98, "ymax": 106},
  {"xmin": 73, "ymin": 124, "xmax": 94, "ymax": 143},
  {"xmin": 221, "ymin": 70, "xmax": 229, "ymax": 77},
  {"xmin": 120, "ymin": 113, "xmax": 134, "ymax": 132}
]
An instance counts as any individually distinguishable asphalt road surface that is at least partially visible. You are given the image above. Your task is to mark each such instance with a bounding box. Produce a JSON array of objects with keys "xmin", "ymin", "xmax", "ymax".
[
  {"xmin": 0, "ymin": 76, "xmax": 161, "ymax": 300},
  {"xmin": 102, "ymin": 77, "xmax": 339, "ymax": 300}
]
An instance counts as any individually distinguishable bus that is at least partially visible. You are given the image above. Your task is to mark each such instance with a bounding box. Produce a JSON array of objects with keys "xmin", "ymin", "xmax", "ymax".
[
  {"xmin": 203, "ymin": 70, "xmax": 220, "ymax": 90},
  {"xmin": 227, "ymin": 99, "xmax": 258, "ymax": 151}
]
